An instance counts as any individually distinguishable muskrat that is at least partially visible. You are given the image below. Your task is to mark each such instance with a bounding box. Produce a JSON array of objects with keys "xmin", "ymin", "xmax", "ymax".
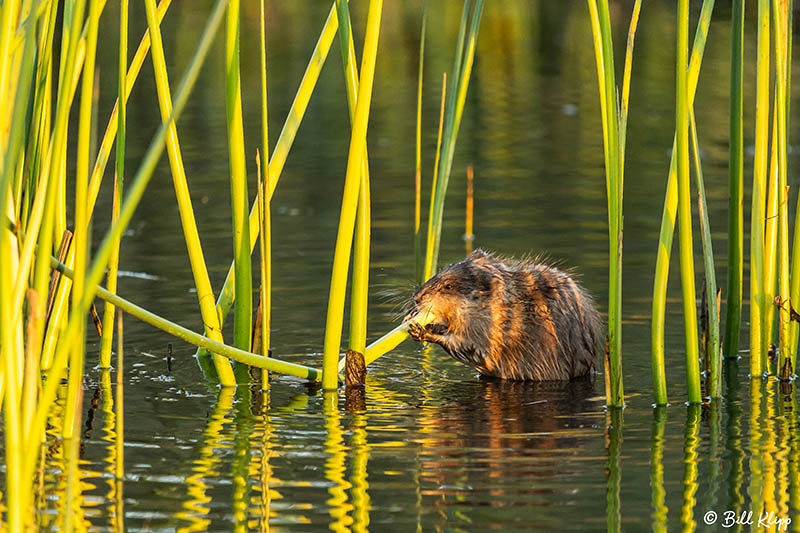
[{"xmin": 406, "ymin": 249, "xmax": 601, "ymax": 381}]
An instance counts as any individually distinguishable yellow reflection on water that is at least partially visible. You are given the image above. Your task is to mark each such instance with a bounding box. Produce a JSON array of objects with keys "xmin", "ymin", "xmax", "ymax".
[
  {"xmin": 606, "ymin": 409, "xmax": 622, "ymax": 533},
  {"xmin": 680, "ymin": 404, "xmax": 700, "ymax": 532},
  {"xmin": 324, "ymin": 391, "xmax": 353, "ymax": 531},
  {"xmin": 650, "ymin": 406, "xmax": 667, "ymax": 533},
  {"xmin": 762, "ymin": 380, "xmax": 779, "ymax": 526},
  {"xmin": 99, "ymin": 369, "xmax": 123, "ymax": 531},
  {"xmin": 348, "ymin": 386, "xmax": 371, "ymax": 533},
  {"xmin": 749, "ymin": 380, "xmax": 765, "ymax": 527},
  {"xmin": 175, "ymin": 386, "xmax": 234, "ymax": 532}
]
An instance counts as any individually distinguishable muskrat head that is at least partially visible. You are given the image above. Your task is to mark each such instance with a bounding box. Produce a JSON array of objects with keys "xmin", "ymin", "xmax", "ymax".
[{"xmin": 405, "ymin": 250, "xmax": 494, "ymax": 343}]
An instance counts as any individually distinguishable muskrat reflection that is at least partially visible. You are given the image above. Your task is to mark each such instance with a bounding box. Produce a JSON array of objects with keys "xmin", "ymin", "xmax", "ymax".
[{"xmin": 417, "ymin": 378, "xmax": 600, "ymax": 505}]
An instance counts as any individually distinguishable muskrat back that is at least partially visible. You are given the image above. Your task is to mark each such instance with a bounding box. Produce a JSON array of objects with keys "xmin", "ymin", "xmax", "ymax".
[{"xmin": 406, "ymin": 249, "xmax": 601, "ymax": 381}]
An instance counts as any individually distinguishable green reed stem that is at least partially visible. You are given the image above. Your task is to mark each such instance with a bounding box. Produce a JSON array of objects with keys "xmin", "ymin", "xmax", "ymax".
[
  {"xmin": 225, "ymin": 0, "xmax": 252, "ymax": 369},
  {"xmin": 24, "ymin": 0, "xmax": 229, "ymax": 484},
  {"xmin": 335, "ymin": 0, "xmax": 372, "ymax": 357},
  {"xmin": 322, "ymin": 0, "xmax": 382, "ymax": 390},
  {"xmin": 424, "ymin": 0, "xmax": 484, "ymax": 280},
  {"xmin": 587, "ymin": 0, "xmax": 625, "ymax": 407},
  {"xmin": 64, "ymin": 0, "xmax": 99, "ymax": 440},
  {"xmin": 99, "ymin": 0, "xmax": 128, "ymax": 369},
  {"xmin": 258, "ymin": 0, "xmax": 270, "ymax": 359},
  {"xmin": 690, "ymin": 109, "xmax": 720, "ymax": 399},
  {"xmin": 41, "ymin": 0, "xmax": 171, "ymax": 371},
  {"xmin": 0, "ymin": 0, "xmax": 39, "ymax": 525},
  {"xmin": 676, "ymin": 0, "xmax": 702, "ymax": 405},
  {"xmin": 774, "ymin": 0, "xmax": 791, "ymax": 379},
  {"xmin": 751, "ymin": 0, "xmax": 771, "ymax": 377},
  {"xmin": 764, "ymin": 117, "xmax": 779, "ymax": 357},
  {"xmin": 724, "ymin": 0, "xmax": 745, "ymax": 360},
  {"xmin": 144, "ymin": 0, "xmax": 235, "ymax": 385},
  {"xmin": 414, "ymin": 1, "xmax": 428, "ymax": 284},
  {"xmin": 203, "ymin": 4, "xmax": 339, "ymax": 349},
  {"xmin": 650, "ymin": 0, "xmax": 714, "ymax": 405},
  {"xmin": 41, "ymin": 253, "xmax": 320, "ymax": 381}
]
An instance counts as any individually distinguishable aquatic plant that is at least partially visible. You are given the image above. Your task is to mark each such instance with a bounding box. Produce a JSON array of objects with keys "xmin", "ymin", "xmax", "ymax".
[{"xmin": 586, "ymin": 0, "xmax": 641, "ymax": 407}]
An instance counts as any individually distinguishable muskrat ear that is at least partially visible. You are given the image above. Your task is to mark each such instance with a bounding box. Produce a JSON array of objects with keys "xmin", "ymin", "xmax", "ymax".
[{"xmin": 467, "ymin": 248, "xmax": 491, "ymax": 263}]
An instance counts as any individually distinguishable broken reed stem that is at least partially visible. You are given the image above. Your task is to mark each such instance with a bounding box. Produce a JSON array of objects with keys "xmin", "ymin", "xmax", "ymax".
[{"xmin": 465, "ymin": 164, "xmax": 474, "ymax": 255}]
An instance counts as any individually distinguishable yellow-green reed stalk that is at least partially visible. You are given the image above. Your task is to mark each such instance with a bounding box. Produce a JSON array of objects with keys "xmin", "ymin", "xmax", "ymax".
[
  {"xmin": 225, "ymin": 0, "xmax": 252, "ymax": 369},
  {"xmin": 424, "ymin": 0, "xmax": 485, "ymax": 280},
  {"xmin": 465, "ymin": 165, "xmax": 474, "ymax": 255},
  {"xmin": 204, "ymin": 5, "xmax": 340, "ymax": 348},
  {"xmin": 24, "ymin": 0, "xmax": 231, "ymax": 484},
  {"xmin": 41, "ymin": 0, "xmax": 172, "ymax": 371},
  {"xmin": 335, "ymin": 0, "xmax": 372, "ymax": 358},
  {"xmin": 423, "ymin": 73, "xmax": 446, "ymax": 280},
  {"xmin": 322, "ymin": 0, "xmax": 382, "ymax": 390},
  {"xmin": 258, "ymin": 0, "xmax": 270, "ymax": 362},
  {"xmin": 650, "ymin": 0, "xmax": 714, "ymax": 406},
  {"xmin": 724, "ymin": 0, "xmax": 745, "ymax": 360},
  {"xmin": 99, "ymin": 0, "xmax": 128, "ymax": 369},
  {"xmin": 773, "ymin": 0, "xmax": 792, "ymax": 379},
  {"xmin": 65, "ymin": 0, "xmax": 99, "ymax": 441},
  {"xmin": 39, "ymin": 250, "xmax": 321, "ymax": 379},
  {"xmin": 414, "ymin": 1, "xmax": 428, "ymax": 284},
  {"xmin": 0, "ymin": 3, "xmax": 37, "ymax": 521},
  {"xmin": 764, "ymin": 120, "xmax": 779, "ymax": 357},
  {"xmin": 675, "ymin": 0, "xmax": 702, "ymax": 405},
  {"xmin": 256, "ymin": 153, "xmax": 270, "ymax": 365},
  {"xmin": 0, "ymin": 0, "xmax": 20, "ymax": 153},
  {"xmin": 115, "ymin": 313, "xmax": 124, "ymax": 529},
  {"xmin": 28, "ymin": 1, "xmax": 59, "ymax": 371},
  {"xmin": 690, "ymin": 109, "xmax": 720, "ymax": 398},
  {"xmin": 587, "ymin": 0, "xmax": 638, "ymax": 407},
  {"xmin": 751, "ymin": 0, "xmax": 771, "ymax": 377},
  {"xmin": 143, "ymin": 0, "xmax": 235, "ymax": 386}
]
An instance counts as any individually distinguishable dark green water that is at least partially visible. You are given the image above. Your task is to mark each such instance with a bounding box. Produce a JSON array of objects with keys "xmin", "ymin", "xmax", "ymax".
[{"xmin": 34, "ymin": 1, "xmax": 800, "ymax": 530}]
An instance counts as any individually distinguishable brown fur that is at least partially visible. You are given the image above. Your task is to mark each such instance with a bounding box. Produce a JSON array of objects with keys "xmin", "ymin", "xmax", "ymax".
[{"xmin": 406, "ymin": 249, "xmax": 601, "ymax": 381}]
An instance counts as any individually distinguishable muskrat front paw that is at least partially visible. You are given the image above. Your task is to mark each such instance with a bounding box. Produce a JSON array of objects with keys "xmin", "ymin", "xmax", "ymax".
[{"xmin": 408, "ymin": 321, "xmax": 427, "ymax": 342}]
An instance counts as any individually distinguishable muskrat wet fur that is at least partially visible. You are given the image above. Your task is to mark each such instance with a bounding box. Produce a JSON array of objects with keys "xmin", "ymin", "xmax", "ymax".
[{"xmin": 406, "ymin": 249, "xmax": 601, "ymax": 381}]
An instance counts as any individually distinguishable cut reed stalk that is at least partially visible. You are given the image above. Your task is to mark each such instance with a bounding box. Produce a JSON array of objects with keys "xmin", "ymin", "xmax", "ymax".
[
  {"xmin": 225, "ymin": 0, "xmax": 253, "ymax": 368},
  {"xmin": 676, "ymin": 0, "xmax": 702, "ymax": 405},
  {"xmin": 751, "ymin": 0, "xmax": 771, "ymax": 377},
  {"xmin": 99, "ymin": 0, "xmax": 128, "ymax": 369},
  {"xmin": 465, "ymin": 164, "xmax": 474, "ymax": 255},
  {"xmin": 322, "ymin": 0, "xmax": 383, "ymax": 390},
  {"xmin": 143, "ymin": 0, "xmax": 235, "ymax": 385},
  {"xmin": 650, "ymin": 0, "xmax": 714, "ymax": 405}
]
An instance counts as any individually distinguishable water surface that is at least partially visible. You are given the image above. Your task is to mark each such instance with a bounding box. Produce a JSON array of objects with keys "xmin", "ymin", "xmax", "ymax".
[{"xmin": 30, "ymin": 1, "xmax": 800, "ymax": 530}]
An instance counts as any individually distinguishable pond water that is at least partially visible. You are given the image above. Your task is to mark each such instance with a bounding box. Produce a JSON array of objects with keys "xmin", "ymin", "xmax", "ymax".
[{"xmin": 32, "ymin": 1, "xmax": 800, "ymax": 531}]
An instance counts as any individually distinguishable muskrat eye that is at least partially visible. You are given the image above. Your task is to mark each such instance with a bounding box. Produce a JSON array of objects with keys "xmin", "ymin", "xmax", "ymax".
[{"xmin": 444, "ymin": 282, "xmax": 453, "ymax": 291}]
